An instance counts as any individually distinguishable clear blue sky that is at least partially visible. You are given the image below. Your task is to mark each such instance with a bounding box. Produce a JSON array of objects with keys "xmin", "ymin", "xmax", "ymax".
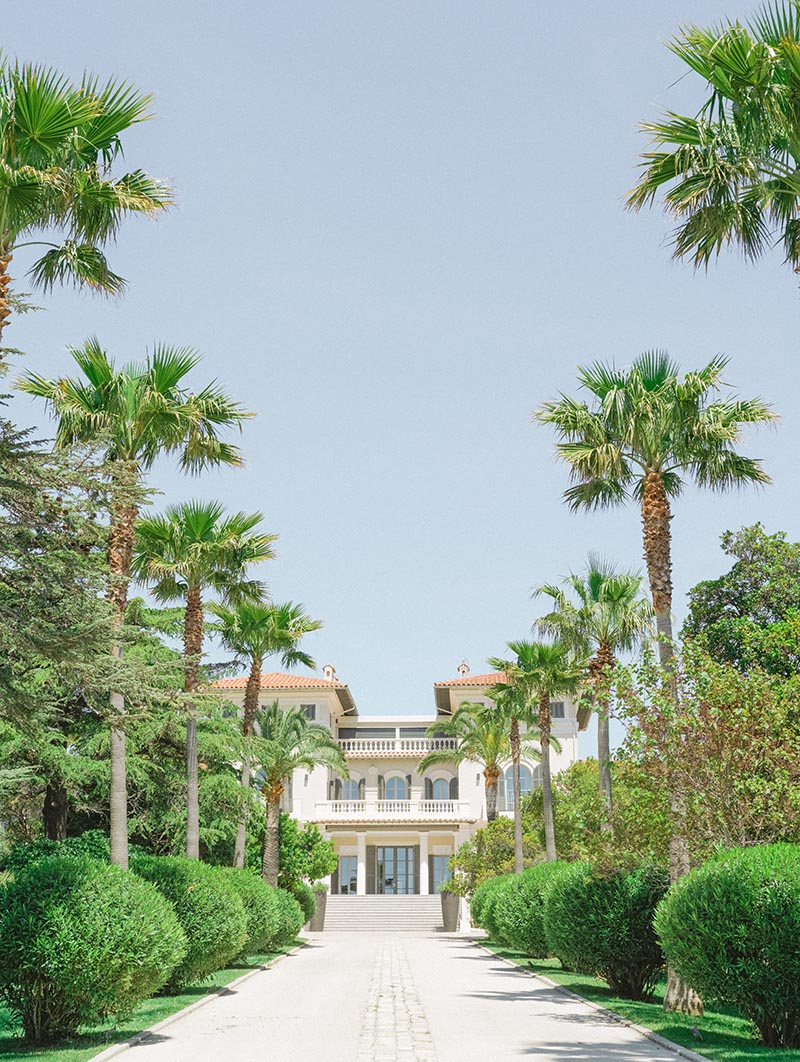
[{"xmin": 5, "ymin": 2, "xmax": 797, "ymax": 752}]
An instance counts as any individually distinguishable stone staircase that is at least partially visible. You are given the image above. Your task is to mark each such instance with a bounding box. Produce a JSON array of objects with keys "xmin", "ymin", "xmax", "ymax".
[{"xmin": 323, "ymin": 895, "xmax": 444, "ymax": 932}]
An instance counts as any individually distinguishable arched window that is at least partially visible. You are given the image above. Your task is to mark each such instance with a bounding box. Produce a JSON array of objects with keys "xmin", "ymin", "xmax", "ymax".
[
  {"xmin": 502, "ymin": 765, "xmax": 537, "ymax": 812},
  {"xmin": 432, "ymin": 778, "xmax": 449, "ymax": 800},
  {"xmin": 342, "ymin": 778, "xmax": 361, "ymax": 800},
  {"xmin": 385, "ymin": 776, "xmax": 408, "ymax": 800}
]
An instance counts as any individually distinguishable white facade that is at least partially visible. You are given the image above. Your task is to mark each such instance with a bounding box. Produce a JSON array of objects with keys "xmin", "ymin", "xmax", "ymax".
[{"xmin": 212, "ymin": 667, "xmax": 580, "ymax": 896}]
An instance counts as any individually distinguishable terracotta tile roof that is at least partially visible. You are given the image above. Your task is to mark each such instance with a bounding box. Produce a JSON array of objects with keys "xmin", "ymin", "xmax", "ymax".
[
  {"xmin": 434, "ymin": 672, "xmax": 506, "ymax": 687},
  {"xmin": 210, "ymin": 672, "xmax": 356, "ymax": 715},
  {"xmin": 212, "ymin": 672, "xmax": 347, "ymax": 690}
]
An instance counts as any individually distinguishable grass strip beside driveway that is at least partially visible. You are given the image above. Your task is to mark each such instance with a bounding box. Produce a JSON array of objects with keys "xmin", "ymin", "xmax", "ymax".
[
  {"xmin": 0, "ymin": 941, "xmax": 303, "ymax": 1062},
  {"xmin": 483, "ymin": 943, "xmax": 800, "ymax": 1062}
]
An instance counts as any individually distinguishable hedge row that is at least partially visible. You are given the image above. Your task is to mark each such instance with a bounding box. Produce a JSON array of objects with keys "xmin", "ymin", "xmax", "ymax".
[
  {"xmin": 471, "ymin": 844, "xmax": 800, "ymax": 1048},
  {"xmin": 0, "ymin": 850, "xmax": 305, "ymax": 1044}
]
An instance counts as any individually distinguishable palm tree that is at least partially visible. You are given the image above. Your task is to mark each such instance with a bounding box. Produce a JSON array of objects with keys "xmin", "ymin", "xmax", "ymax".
[
  {"xmin": 251, "ymin": 702, "xmax": 347, "ymax": 885},
  {"xmin": 534, "ymin": 556, "xmax": 653, "ymax": 827},
  {"xmin": 536, "ymin": 352, "xmax": 774, "ymax": 668},
  {"xmin": 489, "ymin": 640, "xmax": 583, "ymax": 865},
  {"xmin": 132, "ymin": 502, "xmax": 276, "ymax": 859},
  {"xmin": 209, "ymin": 600, "xmax": 322, "ymax": 866},
  {"xmin": 0, "ymin": 60, "xmax": 171, "ymax": 349},
  {"xmin": 627, "ymin": 3, "xmax": 800, "ymax": 274},
  {"xmin": 419, "ymin": 701, "xmax": 513, "ymax": 822},
  {"xmin": 20, "ymin": 341, "xmax": 249, "ymax": 867},
  {"xmin": 536, "ymin": 352, "xmax": 773, "ymax": 1014}
]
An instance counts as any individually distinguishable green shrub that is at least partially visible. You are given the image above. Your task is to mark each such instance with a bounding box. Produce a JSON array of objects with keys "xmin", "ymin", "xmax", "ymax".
[
  {"xmin": 1, "ymin": 830, "xmax": 111, "ymax": 873},
  {"xmin": 470, "ymin": 874, "xmax": 513, "ymax": 942},
  {"xmin": 0, "ymin": 856, "xmax": 186, "ymax": 1044},
  {"xmin": 544, "ymin": 861, "xmax": 668, "ymax": 999},
  {"xmin": 269, "ymin": 887, "xmax": 304, "ymax": 947},
  {"xmin": 218, "ymin": 868, "xmax": 281, "ymax": 956},
  {"xmin": 291, "ymin": 881, "xmax": 316, "ymax": 923},
  {"xmin": 131, "ymin": 855, "xmax": 247, "ymax": 990},
  {"xmin": 494, "ymin": 863, "xmax": 571, "ymax": 958},
  {"xmin": 655, "ymin": 844, "xmax": 800, "ymax": 1048}
]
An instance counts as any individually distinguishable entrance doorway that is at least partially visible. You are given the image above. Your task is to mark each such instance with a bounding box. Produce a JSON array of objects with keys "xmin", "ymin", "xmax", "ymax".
[
  {"xmin": 337, "ymin": 855, "xmax": 357, "ymax": 894},
  {"xmin": 377, "ymin": 846, "xmax": 416, "ymax": 894},
  {"xmin": 431, "ymin": 854, "xmax": 452, "ymax": 894}
]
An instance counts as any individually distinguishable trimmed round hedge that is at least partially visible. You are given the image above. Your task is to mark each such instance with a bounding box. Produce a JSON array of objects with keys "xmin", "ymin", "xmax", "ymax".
[
  {"xmin": 270, "ymin": 887, "xmax": 305, "ymax": 947},
  {"xmin": 545, "ymin": 861, "xmax": 668, "ymax": 999},
  {"xmin": 218, "ymin": 868, "xmax": 282, "ymax": 956},
  {"xmin": 656, "ymin": 844, "xmax": 800, "ymax": 1048},
  {"xmin": 291, "ymin": 882, "xmax": 316, "ymax": 924},
  {"xmin": 131, "ymin": 855, "xmax": 247, "ymax": 991},
  {"xmin": 470, "ymin": 875, "xmax": 513, "ymax": 942},
  {"xmin": 494, "ymin": 863, "xmax": 572, "ymax": 958},
  {"xmin": 0, "ymin": 856, "xmax": 186, "ymax": 1044}
]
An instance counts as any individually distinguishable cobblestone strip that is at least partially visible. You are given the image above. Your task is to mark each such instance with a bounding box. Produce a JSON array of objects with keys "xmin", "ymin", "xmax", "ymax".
[{"xmin": 358, "ymin": 939, "xmax": 437, "ymax": 1062}]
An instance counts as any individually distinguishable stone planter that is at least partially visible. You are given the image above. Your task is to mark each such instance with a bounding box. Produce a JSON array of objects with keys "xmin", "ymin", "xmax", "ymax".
[
  {"xmin": 440, "ymin": 889, "xmax": 459, "ymax": 932},
  {"xmin": 309, "ymin": 889, "xmax": 327, "ymax": 931}
]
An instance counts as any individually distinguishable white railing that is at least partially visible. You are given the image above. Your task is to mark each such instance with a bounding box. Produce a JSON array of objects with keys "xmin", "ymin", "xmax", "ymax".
[
  {"xmin": 338, "ymin": 737, "xmax": 458, "ymax": 756},
  {"xmin": 314, "ymin": 798, "xmax": 474, "ymax": 822}
]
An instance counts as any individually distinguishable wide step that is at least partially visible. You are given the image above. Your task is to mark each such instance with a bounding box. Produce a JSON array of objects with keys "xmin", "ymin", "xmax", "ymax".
[{"xmin": 324, "ymin": 895, "xmax": 444, "ymax": 932}]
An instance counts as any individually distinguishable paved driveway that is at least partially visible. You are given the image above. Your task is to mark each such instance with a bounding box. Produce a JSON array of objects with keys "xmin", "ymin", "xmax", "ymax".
[{"xmin": 120, "ymin": 933, "xmax": 686, "ymax": 1062}]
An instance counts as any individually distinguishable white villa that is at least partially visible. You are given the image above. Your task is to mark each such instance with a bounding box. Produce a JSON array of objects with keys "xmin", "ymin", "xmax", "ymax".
[{"xmin": 213, "ymin": 662, "xmax": 581, "ymax": 900}]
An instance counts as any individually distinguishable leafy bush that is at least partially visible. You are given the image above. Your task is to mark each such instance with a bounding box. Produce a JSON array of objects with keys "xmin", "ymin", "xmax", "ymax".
[
  {"xmin": 0, "ymin": 856, "xmax": 186, "ymax": 1043},
  {"xmin": 494, "ymin": 863, "xmax": 571, "ymax": 958},
  {"xmin": 655, "ymin": 844, "xmax": 800, "ymax": 1047},
  {"xmin": 1, "ymin": 830, "xmax": 111, "ymax": 872},
  {"xmin": 470, "ymin": 875, "xmax": 513, "ymax": 941},
  {"xmin": 218, "ymin": 868, "xmax": 281, "ymax": 956},
  {"xmin": 291, "ymin": 881, "xmax": 316, "ymax": 923},
  {"xmin": 545, "ymin": 862, "xmax": 668, "ymax": 999},
  {"xmin": 269, "ymin": 887, "xmax": 305, "ymax": 947},
  {"xmin": 131, "ymin": 855, "xmax": 247, "ymax": 990}
]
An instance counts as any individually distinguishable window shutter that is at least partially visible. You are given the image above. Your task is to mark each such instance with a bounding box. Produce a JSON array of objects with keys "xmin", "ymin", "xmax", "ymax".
[
  {"xmin": 378, "ymin": 775, "xmax": 385, "ymax": 799},
  {"xmin": 424, "ymin": 777, "xmax": 433, "ymax": 800},
  {"xmin": 328, "ymin": 779, "xmax": 334, "ymax": 799},
  {"xmin": 358, "ymin": 778, "xmax": 365, "ymax": 800},
  {"xmin": 334, "ymin": 778, "xmax": 342, "ymax": 800},
  {"xmin": 450, "ymin": 776, "xmax": 459, "ymax": 800},
  {"xmin": 406, "ymin": 774, "xmax": 412, "ymax": 797},
  {"xmin": 366, "ymin": 846, "xmax": 376, "ymax": 895}
]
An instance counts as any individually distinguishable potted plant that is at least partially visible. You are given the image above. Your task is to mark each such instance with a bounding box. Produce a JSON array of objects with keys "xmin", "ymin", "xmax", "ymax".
[
  {"xmin": 310, "ymin": 881, "xmax": 328, "ymax": 931},
  {"xmin": 439, "ymin": 878, "xmax": 460, "ymax": 932}
]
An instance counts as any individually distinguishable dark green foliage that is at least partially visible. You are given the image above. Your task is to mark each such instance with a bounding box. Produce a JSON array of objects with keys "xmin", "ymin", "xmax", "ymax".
[
  {"xmin": 1, "ymin": 829, "xmax": 111, "ymax": 871},
  {"xmin": 269, "ymin": 887, "xmax": 305, "ymax": 948},
  {"xmin": 683, "ymin": 525, "xmax": 800, "ymax": 675},
  {"xmin": 130, "ymin": 855, "xmax": 247, "ymax": 991},
  {"xmin": 290, "ymin": 881, "xmax": 316, "ymax": 923},
  {"xmin": 218, "ymin": 868, "xmax": 281, "ymax": 956},
  {"xmin": 0, "ymin": 856, "xmax": 186, "ymax": 1044},
  {"xmin": 655, "ymin": 844, "xmax": 800, "ymax": 1048},
  {"xmin": 494, "ymin": 863, "xmax": 572, "ymax": 958},
  {"xmin": 544, "ymin": 862, "xmax": 668, "ymax": 999},
  {"xmin": 470, "ymin": 875, "xmax": 513, "ymax": 941},
  {"xmin": 450, "ymin": 815, "xmax": 543, "ymax": 897}
]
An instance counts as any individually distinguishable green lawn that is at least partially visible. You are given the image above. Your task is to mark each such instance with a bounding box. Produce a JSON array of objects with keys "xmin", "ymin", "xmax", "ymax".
[
  {"xmin": 0, "ymin": 942, "xmax": 303, "ymax": 1062},
  {"xmin": 483, "ymin": 943, "xmax": 800, "ymax": 1062}
]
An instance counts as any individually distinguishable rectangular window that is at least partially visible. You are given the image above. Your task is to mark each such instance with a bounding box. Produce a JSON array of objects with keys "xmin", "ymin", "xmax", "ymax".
[
  {"xmin": 550, "ymin": 701, "xmax": 565, "ymax": 719},
  {"xmin": 301, "ymin": 704, "xmax": 316, "ymax": 720}
]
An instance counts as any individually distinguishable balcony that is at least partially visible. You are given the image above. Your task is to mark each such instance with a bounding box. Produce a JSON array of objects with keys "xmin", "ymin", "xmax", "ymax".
[
  {"xmin": 338, "ymin": 737, "xmax": 458, "ymax": 758},
  {"xmin": 313, "ymin": 798, "xmax": 475, "ymax": 823}
]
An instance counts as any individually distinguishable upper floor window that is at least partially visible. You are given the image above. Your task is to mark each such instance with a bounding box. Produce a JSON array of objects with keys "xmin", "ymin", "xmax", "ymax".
[
  {"xmin": 550, "ymin": 701, "xmax": 565, "ymax": 719},
  {"xmin": 432, "ymin": 778, "xmax": 449, "ymax": 800},
  {"xmin": 301, "ymin": 704, "xmax": 316, "ymax": 720},
  {"xmin": 499, "ymin": 764, "xmax": 541, "ymax": 811},
  {"xmin": 385, "ymin": 776, "xmax": 408, "ymax": 800},
  {"xmin": 342, "ymin": 778, "xmax": 361, "ymax": 800}
]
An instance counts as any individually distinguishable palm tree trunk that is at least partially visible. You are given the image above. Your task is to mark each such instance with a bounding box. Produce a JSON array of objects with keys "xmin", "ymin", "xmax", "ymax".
[
  {"xmin": 262, "ymin": 785, "xmax": 282, "ymax": 885},
  {"xmin": 593, "ymin": 642, "xmax": 615, "ymax": 831},
  {"xmin": 538, "ymin": 694, "xmax": 557, "ymax": 861},
  {"xmin": 233, "ymin": 654, "xmax": 263, "ymax": 868},
  {"xmin": 106, "ymin": 485, "xmax": 138, "ymax": 869},
  {"xmin": 641, "ymin": 472, "xmax": 702, "ymax": 1016},
  {"xmin": 0, "ymin": 253, "xmax": 12, "ymax": 352},
  {"xmin": 184, "ymin": 585, "xmax": 204, "ymax": 860},
  {"xmin": 509, "ymin": 716, "xmax": 523, "ymax": 873},
  {"xmin": 484, "ymin": 765, "xmax": 500, "ymax": 823}
]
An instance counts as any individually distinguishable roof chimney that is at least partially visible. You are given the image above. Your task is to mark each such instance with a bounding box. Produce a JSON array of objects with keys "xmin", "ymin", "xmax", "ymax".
[
  {"xmin": 457, "ymin": 658, "xmax": 470, "ymax": 677},
  {"xmin": 322, "ymin": 663, "xmax": 337, "ymax": 682}
]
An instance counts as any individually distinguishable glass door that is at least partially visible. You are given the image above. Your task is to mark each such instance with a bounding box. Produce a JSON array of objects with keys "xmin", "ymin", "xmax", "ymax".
[
  {"xmin": 431, "ymin": 855, "xmax": 452, "ymax": 894},
  {"xmin": 377, "ymin": 846, "xmax": 416, "ymax": 894},
  {"xmin": 338, "ymin": 855, "xmax": 357, "ymax": 894}
]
